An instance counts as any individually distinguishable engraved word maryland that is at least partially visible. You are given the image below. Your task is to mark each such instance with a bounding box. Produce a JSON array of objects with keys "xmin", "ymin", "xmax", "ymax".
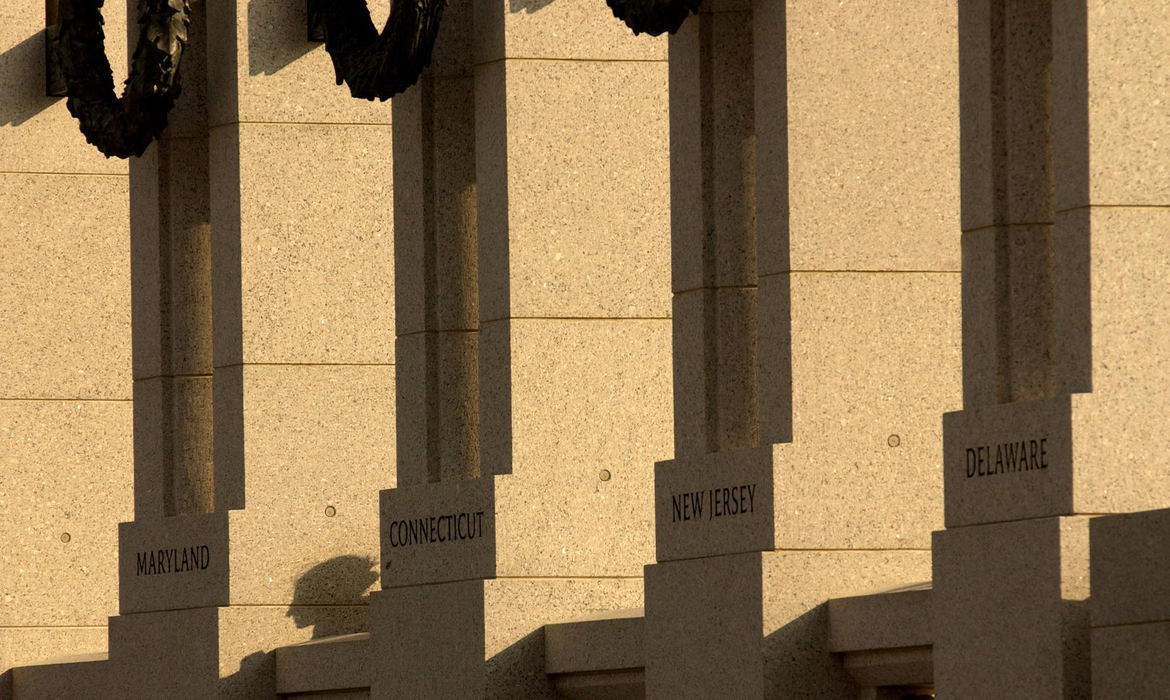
[
  {"xmin": 670, "ymin": 484, "xmax": 757, "ymax": 523},
  {"xmin": 965, "ymin": 438, "xmax": 1049, "ymax": 479},
  {"xmin": 135, "ymin": 544, "xmax": 210, "ymax": 576}
]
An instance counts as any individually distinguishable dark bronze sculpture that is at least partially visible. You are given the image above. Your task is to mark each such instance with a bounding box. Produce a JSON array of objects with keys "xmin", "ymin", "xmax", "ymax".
[
  {"xmin": 309, "ymin": 0, "xmax": 446, "ymax": 101},
  {"xmin": 56, "ymin": 0, "xmax": 190, "ymax": 158},
  {"xmin": 606, "ymin": 0, "xmax": 700, "ymax": 36}
]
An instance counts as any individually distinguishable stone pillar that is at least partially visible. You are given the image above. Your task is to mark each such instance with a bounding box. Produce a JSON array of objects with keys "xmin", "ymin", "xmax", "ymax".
[
  {"xmin": 0, "ymin": 0, "xmax": 131, "ymax": 691},
  {"xmin": 644, "ymin": 0, "xmax": 960, "ymax": 696},
  {"xmin": 933, "ymin": 1, "xmax": 1168, "ymax": 697},
  {"xmin": 1090, "ymin": 509, "xmax": 1170, "ymax": 699},
  {"xmin": 129, "ymin": 0, "xmax": 214, "ymax": 520},
  {"xmin": 370, "ymin": 0, "xmax": 672, "ymax": 694},
  {"xmin": 103, "ymin": 0, "xmax": 395, "ymax": 694}
]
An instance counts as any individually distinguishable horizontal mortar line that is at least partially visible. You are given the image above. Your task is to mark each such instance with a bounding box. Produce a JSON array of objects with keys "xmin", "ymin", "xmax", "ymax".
[
  {"xmin": 0, "ymin": 170, "xmax": 128, "ymax": 178},
  {"xmin": 134, "ymin": 373, "xmax": 214, "ymax": 381},
  {"xmin": 479, "ymin": 316, "xmax": 671, "ymax": 323},
  {"xmin": 474, "ymin": 56, "xmax": 668, "ymax": 68},
  {"xmin": 0, "ymin": 397, "xmax": 130, "ymax": 403},
  {"xmin": 769, "ymin": 547, "xmax": 933, "ymax": 552},
  {"xmin": 0, "ymin": 624, "xmax": 108, "ymax": 629},
  {"xmin": 1055, "ymin": 203, "xmax": 1170, "ymax": 213},
  {"xmin": 397, "ymin": 329, "xmax": 479, "ymax": 338},
  {"xmin": 673, "ymin": 284, "xmax": 758, "ymax": 294},
  {"xmin": 210, "ymin": 120, "xmax": 391, "ymax": 129},
  {"xmin": 223, "ymin": 603, "xmax": 370, "ymax": 608},
  {"xmin": 1094, "ymin": 618, "xmax": 1170, "ymax": 631},
  {"xmin": 475, "ymin": 578, "xmax": 645, "ymax": 585},
  {"xmin": 743, "ymin": 270, "xmax": 960, "ymax": 279},
  {"xmin": 213, "ymin": 362, "xmax": 395, "ymax": 369},
  {"xmin": 785, "ymin": 269, "xmax": 961, "ymax": 275},
  {"xmin": 963, "ymin": 221, "xmax": 1054, "ymax": 234}
]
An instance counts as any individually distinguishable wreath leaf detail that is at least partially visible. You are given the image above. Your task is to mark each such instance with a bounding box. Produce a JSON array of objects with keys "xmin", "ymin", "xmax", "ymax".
[
  {"xmin": 310, "ymin": 0, "xmax": 447, "ymax": 101},
  {"xmin": 57, "ymin": 0, "xmax": 190, "ymax": 159}
]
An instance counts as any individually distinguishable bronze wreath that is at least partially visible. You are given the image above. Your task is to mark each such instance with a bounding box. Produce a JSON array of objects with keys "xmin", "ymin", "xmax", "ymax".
[
  {"xmin": 57, "ymin": 0, "xmax": 189, "ymax": 159},
  {"xmin": 607, "ymin": 0, "xmax": 700, "ymax": 36},
  {"xmin": 309, "ymin": 0, "xmax": 446, "ymax": 101}
]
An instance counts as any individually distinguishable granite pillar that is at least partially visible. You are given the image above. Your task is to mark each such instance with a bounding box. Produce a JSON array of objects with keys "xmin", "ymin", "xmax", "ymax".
[
  {"xmin": 645, "ymin": 0, "xmax": 960, "ymax": 696},
  {"xmin": 933, "ymin": 1, "xmax": 1169, "ymax": 697},
  {"xmin": 370, "ymin": 0, "xmax": 671, "ymax": 694}
]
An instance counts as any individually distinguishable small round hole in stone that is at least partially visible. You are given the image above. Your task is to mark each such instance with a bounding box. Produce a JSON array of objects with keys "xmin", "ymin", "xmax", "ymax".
[
  {"xmin": 887, "ymin": 434, "xmax": 901, "ymax": 448},
  {"xmin": 599, "ymin": 469, "xmax": 612, "ymax": 482},
  {"xmin": 324, "ymin": 505, "xmax": 337, "ymax": 517},
  {"xmin": 60, "ymin": 532, "xmax": 71, "ymax": 543}
]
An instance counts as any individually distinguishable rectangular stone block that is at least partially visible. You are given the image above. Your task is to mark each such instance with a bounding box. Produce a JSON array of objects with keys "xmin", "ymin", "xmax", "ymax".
[
  {"xmin": 472, "ymin": 0, "xmax": 665, "ymax": 65},
  {"xmin": 205, "ymin": 0, "xmax": 391, "ymax": 127},
  {"xmin": 0, "ymin": 7, "xmax": 126, "ymax": 174},
  {"xmin": 827, "ymin": 583, "xmax": 931, "ymax": 654},
  {"xmin": 380, "ymin": 478, "xmax": 497, "ymax": 588},
  {"xmin": 932, "ymin": 517, "xmax": 1090, "ymax": 699},
  {"xmin": 0, "ymin": 401, "xmax": 131, "ymax": 627},
  {"xmin": 1092, "ymin": 622, "xmax": 1170, "ymax": 700},
  {"xmin": 654, "ymin": 447, "xmax": 773, "ymax": 562},
  {"xmin": 946, "ymin": 392, "xmax": 1170, "ymax": 527},
  {"xmin": 0, "ymin": 174, "xmax": 131, "ymax": 400},
  {"xmin": 274, "ymin": 632, "xmax": 369, "ymax": 695},
  {"xmin": 118, "ymin": 513, "xmax": 230, "ymax": 614},
  {"xmin": 370, "ymin": 582, "xmax": 486, "ymax": 699},
  {"xmin": 943, "ymin": 396, "xmax": 1072, "ymax": 527},
  {"xmin": 209, "ymin": 123, "xmax": 394, "ymax": 367},
  {"xmin": 671, "ymin": 287, "xmax": 759, "ymax": 458},
  {"xmin": 752, "ymin": 0, "xmax": 789, "ymax": 281},
  {"xmin": 544, "ymin": 608, "xmax": 643, "ymax": 676},
  {"xmin": 482, "ymin": 577, "xmax": 643, "ymax": 696},
  {"xmin": 960, "ymin": 227, "xmax": 998, "ymax": 407},
  {"xmin": 1065, "ymin": 207, "xmax": 1170, "ymax": 398},
  {"xmin": 957, "ymin": 0, "xmax": 995, "ymax": 233},
  {"xmin": 109, "ymin": 604, "xmax": 366, "ymax": 698},
  {"xmin": 487, "ymin": 318, "xmax": 671, "ymax": 576},
  {"xmin": 120, "ymin": 508, "xmax": 381, "ymax": 613},
  {"xmin": 392, "ymin": 74, "xmax": 478, "ymax": 338},
  {"xmin": 667, "ymin": 11, "xmax": 758, "ymax": 293},
  {"xmin": 394, "ymin": 331, "xmax": 481, "ymax": 486},
  {"xmin": 9, "ymin": 654, "xmax": 108, "ymax": 700},
  {"xmin": 1090, "ymin": 508, "xmax": 1170, "ymax": 628},
  {"xmin": 476, "ymin": 60, "xmax": 670, "ymax": 321},
  {"xmin": 1058, "ymin": 1, "xmax": 1169, "ymax": 210},
  {"xmin": 0, "ymin": 627, "xmax": 107, "ymax": 675},
  {"xmin": 129, "ymin": 136, "xmax": 215, "ymax": 381},
  {"xmin": 773, "ymin": 272, "xmax": 958, "ymax": 549},
  {"xmin": 107, "ymin": 607, "xmax": 220, "ymax": 697},
  {"xmin": 784, "ymin": 0, "xmax": 959, "ymax": 272},
  {"xmin": 644, "ymin": 554, "xmax": 766, "ymax": 700}
]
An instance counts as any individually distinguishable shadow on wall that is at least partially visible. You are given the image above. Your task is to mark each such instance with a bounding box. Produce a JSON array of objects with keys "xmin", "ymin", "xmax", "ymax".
[
  {"xmin": 0, "ymin": 32, "xmax": 61, "ymax": 126},
  {"xmin": 487, "ymin": 628, "xmax": 556, "ymax": 698},
  {"xmin": 217, "ymin": 555, "xmax": 378, "ymax": 696},
  {"xmin": 509, "ymin": 0, "xmax": 555, "ymax": 14},
  {"xmin": 247, "ymin": 0, "xmax": 317, "ymax": 76},
  {"xmin": 288, "ymin": 554, "xmax": 379, "ymax": 639}
]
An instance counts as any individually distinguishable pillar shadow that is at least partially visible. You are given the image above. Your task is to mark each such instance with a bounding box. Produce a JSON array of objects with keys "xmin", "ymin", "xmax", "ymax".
[
  {"xmin": 486, "ymin": 628, "xmax": 556, "ymax": 697},
  {"xmin": 247, "ymin": 0, "xmax": 317, "ymax": 76},
  {"xmin": 762, "ymin": 604, "xmax": 856, "ymax": 697},
  {"xmin": 0, "ymin": 32, "xmax": 61, "ymax": 126}
]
